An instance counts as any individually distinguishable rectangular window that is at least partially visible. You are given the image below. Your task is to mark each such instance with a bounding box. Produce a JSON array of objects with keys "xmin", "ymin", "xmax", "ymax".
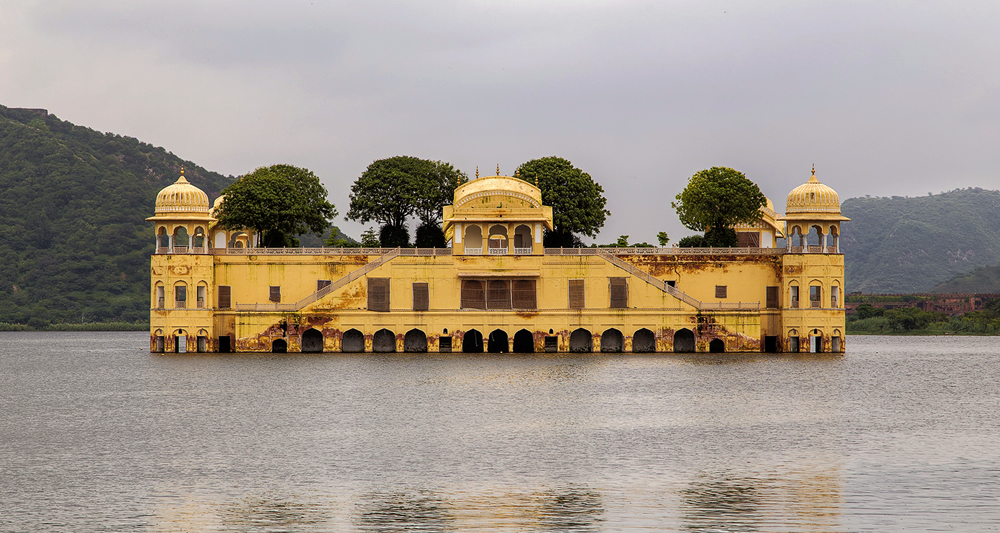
[
  {"xmin": 487, "ymin": 280, "xmax": 512, "ymax": 309},
  {"xmin": 512, "ymin": 280, "xmax": 537, "ymax": 309},
  {"xmin": 461, "ymin": 280, "xmax": 486, "ymax": 309},
  {"xmin": 175, "ymin": 285, "xmax": 186, "ymax": 309},
  {"xmin": 610, "ymin": 277, "xmax": 628, "ymax": 308},
  {"xmin": 218, "ymin": 286, "xmax": 231, "ymax": 309},
  {"xmin": 413, "ymin": 282, "xmax": 429, "ymax": 311},
  {"xmin": 666, "ymin": 280, "xmax": 676, "ymax": 288},
  {"xmin": 569, "ymin": 280, "xmax": 585, "ymax": 309},
  {"xmin": 715, "ymin": 285, "xmax": 727, "ymax": 299},
  {"xmin": 317, "ymin": 279, "xmax": 332, "ymax": 291},
  {"xmin": 439, "ymin": 336, "xmax": 452, "ymax": 353},
  {"xmin": 810, "ymin": 286, "xmax": 822, "ymax": 308},
  {"xmin": 368, "ymin": 278, "xmax": 390, "ymax": 312},
  {"xmin": 766, "ymin": 286, "xmax": 779, "ymax": 309},
  {"xmin": 790, "ymin": 286, "xmax": 799, "ymax": 308},
  {"xmin": 545, "ymin": 336, "xmax": 559, "ymax": 352},
  {"xmin": 831, "ymin": 286, "xmax": 840, "ymax": 308},
  {"xmin": 269, "ymin": 286, "xmax": 281, "ymax": 303},
  {"xmin": 197, "ymin": 285, "xmax": 206, "ymax": 309}
]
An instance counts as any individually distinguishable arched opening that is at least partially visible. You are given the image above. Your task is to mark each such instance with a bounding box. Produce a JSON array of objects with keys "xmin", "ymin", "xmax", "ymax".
[
  {"xmin": 632, "ymin": 328, "xmax": 656, "ymax": 353},
  {"xmin": 828, "ymin": 226, "xmax": 840, "ymax": 253},
  {"xmin": 788, "ymin": 329, "xmax": 800, "ymax": 352},
  {"xmin": 154, "ymin": 282, "xmax": 164, "ymax": 309},
  {"xmin": 513, "ymin": 224, "xmax": 532, "ymax": 252},
  {"xmin": 674, "ymin": 328, "xmax": 695, "ymax": 353},
  {"xmin": 197, "ymin": 329, "xmax": 208, "ymax": 352},
  {"xmin": 807, "ymin": 225, "xmax": 823, "ymax": 253},
  {"xmin": 215, "ymin": 231, "xmax": 227, "ymax": 249},
  {"xmin": 513, "ymin": 329, "xmax": 534, "ymax": 353},
  {"xmin": 230, "ymin": 232, "xmax": 249, "ymax": 248},
  {"xmin": 193, "ymin": 227, "xmax": 205, "ymax": 250},
  {"xmin": 487, "ymin": 329, "xmax": 509, "ymax": 353},
  {"xmin": 569, "ymin": 328, "xmax": 592, "ymax": 352},
  {"xmin": 832, "ymin": 329, "xmax": 843, "ymax": 352},
  {"xmin": 342, "ymin": 329, "xmax": 365, "ymax": 353},
  {"xmin": 272, "ymin": 338, "xmax": 288, "ymax": 353},
  {"xmin": 173, "ymin": 227, "xmax": 190, "ymax": 251},
  {"xmin": 154, "ymin": 329, "xmax": 165, "ymax": 352},
  {"xmin": 465, "ymin": 225, "xmax": 483, "ymax": 253},
  {"xmin": 488, "ymin": 224, "xmax": 508, "ymax": 254},
  {"xmin": 196, "ymin": 282, "xmax": 207, "ymax": 309},
  {"xmin": 157, "ymin": 227, "xmax": 170, "ymax": 250},
  {"xmin": 302, "ymin": 328, "xmax": 324, "ymax": 353},
  {"xmin": 462, "ymin": 329, "xmax": 483, "ymax": 353},
  {"xmin": 404, "ymin": 329, "xmax": 428, "ymax": 352},
  {"xmin": 709, "ymin": 338, "xmax": 725, "ymax": 353},
  {"xmin": 810, "ymin": 329, "xmax": 824, "ymax": 353},
  {"xmin": 174, "ymin": 282, "xmax": 188, "ymax": 309},
  {"xmin": 174, "ymin": 330, "xmax": 187, "ymax": 353},
  {"xmin": 788, "ymin": 225, "xmax": 802, "ymax": 252},
  {"xmin": 373, "ymin": 329, "xmax": 396, "ymax": 353},
  {"xmin": 809, "ymin": 283, "xmax": 823, "ymax": 308},
  {"xmin": 600, "ymin": 329, "xmax": 623, "ymax": 353},
  {"xmin": 789, "ymin": 283, "xmax": 800, "ymax": 309}
]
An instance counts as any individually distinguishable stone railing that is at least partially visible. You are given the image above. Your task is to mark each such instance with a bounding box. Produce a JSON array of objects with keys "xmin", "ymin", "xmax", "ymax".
[
  {"xmin": 513, "ymin": 247, "xmax": 533, "ymax": 255},
  {"xmin": 213, "ymin": 247, "xmax": 452, "ymax": 256},
  {"xmin": 545, "ymin": 247, "xmax": 786, "ymax": 256}
]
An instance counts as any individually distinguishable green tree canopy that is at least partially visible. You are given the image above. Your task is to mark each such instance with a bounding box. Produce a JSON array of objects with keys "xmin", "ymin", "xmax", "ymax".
[
  {"xmin": 215, "ymin": 164, "xmax": 337, "ymax": 247},
  {"xmin": 347, "ymin": 156, "xmax": 467, "ymax": 247},
  {"xmin": 515, "ymin": 156, "xmax": 610, "ymax": 246},
  {"xmin": 672, "ymin": 167, "xmax": 766, "ymax": 246}
]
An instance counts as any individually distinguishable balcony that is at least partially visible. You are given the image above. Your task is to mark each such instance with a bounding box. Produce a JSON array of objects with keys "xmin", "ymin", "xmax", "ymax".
[
  {"xmin": 488, "ymin": 247, "xmax": 508, "ymax": 255},
  {"xmin": 464, "ymin": 247, "xmax": 482, "ymax": 255},
  {"xmin": 513, "ymin": 247, "xmax": 533, "ymax": 255}
]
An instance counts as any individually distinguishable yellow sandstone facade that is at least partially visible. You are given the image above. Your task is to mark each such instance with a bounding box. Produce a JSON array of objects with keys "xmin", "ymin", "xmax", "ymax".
[{"xmin": 148, "ymin": 168, "xmax": 848, "ymax": 354}]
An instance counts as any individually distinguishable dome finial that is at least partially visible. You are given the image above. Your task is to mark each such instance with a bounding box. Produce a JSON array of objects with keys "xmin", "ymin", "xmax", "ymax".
[
  {"xmin": 809, "ymin": 164, "xmax": 819, "ymax": 183},
  {"xmin": 476, "ymin": 166, "xmax": 479, "ymax": 179},
  {"xmin": 496, "ymin": 164, "xmax": 500, "ymax": 176}
]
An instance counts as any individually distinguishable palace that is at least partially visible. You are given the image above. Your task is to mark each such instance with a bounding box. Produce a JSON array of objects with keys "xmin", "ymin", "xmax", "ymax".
[{"xmin": 148, "ymin": 168, "xmax": 847, "ymax": 354}]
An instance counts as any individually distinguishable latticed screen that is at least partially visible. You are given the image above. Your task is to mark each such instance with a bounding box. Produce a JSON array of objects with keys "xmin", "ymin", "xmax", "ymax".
[
  {"xmin": 569, "ymin": 280, "xmax": 585, "ymax": 309},
  {"xmin": 512, "ymin": 280, "xmax": 537, "ymax": 309},
  {"xmin": 737, "ymin": 231, "xmax": 761, "ymax": 247},
  {"xmin": 609, "ymin": 277, "xmax": 628, "ymax": 309},
  {"xmin": 715, "ymin": 285, "xmax": 728, "ymax": 298},
  {"xmin": 461, "ymin": 280, "xmax": 485, "ymax": 309},
  {"xmin": 412, "ymin": 282, "xmax": 429, "ymax": 311},
  {"xmin": 368, "ymin": 278, "xmax": 390, "ymax": 312},
  {"xmin": 218, "ymin": 286, "xmax": 231, "ymax": 309},
  {"xmin": 766, "ymin": 286, "xmax": 779, "ymax": 308},
  {"xmin": 487, "ymin": 280, "xmax": 511, "ymax": 309}
]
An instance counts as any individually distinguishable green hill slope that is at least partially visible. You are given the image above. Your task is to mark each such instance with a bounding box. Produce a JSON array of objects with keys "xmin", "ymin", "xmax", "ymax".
[
  {"xmin": 0, "ymin": 105, "xmax": 234, "ymax": 326},
  {"xmin": 931, "ymin": 264, "xmax": 1000, "ymax": 293},
  {"xmin": 841, "ymin": 189, "xmax": 1000, "ymax": 293}
]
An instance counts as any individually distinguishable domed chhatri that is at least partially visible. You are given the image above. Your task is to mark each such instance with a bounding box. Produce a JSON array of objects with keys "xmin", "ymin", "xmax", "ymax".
[
  {"xmin": 154, "ymin": 169, "xmax": 210, "ymax": 215},
  {"xmin": 784, "ymin": 166, "xmax": 845, "ymax": 217},
  {"xmin": 443, "ymin": 174, "xmax": 553, "ymax": 256},
  {"xmin": 452, "ymin": 174, "xmax": 543, "ymax": 209}
]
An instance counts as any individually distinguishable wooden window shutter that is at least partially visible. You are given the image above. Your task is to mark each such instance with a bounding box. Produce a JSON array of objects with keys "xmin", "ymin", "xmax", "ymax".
[
  {"xmin": 766, "ymin": 286, "xmax": 779, "ymax": 309},
  {"xmin": 609, "ymin": 277, "xmax": 628, "ymax": 309},
  {"xmin": 413, "ymin": 282, "xmax": 429, "ymax": 311},
  {"xmin": 568, "ymin": 280, "xmax": 585, "ymax": 309},
  {"xmin": 512, "ymin": 280, "xmax": 537, "ymax": 309},
  {"xmin": 368, "ymin": 278, "xmax": 390, "ymax": 312},
  {"xmin": 715, "ymin": 285, "xmax": 727, "ymax": 299},
  {"xmin": 737, "ymin": 231, "xmax": 761, "ymax": 247},
  {"xmin": 487, "ymin": 280, "xmax": 511, "ymax": 309},
  {"xmin": 269, "ymin": 286, "xmax": 281, "ymax": 302},
  {"xmin": 461, "ymin": 280, "xmax": 485, "ymax": 309},
  {"xmin": 218, "ymin": 286, "xmax": 231, "ymax": 309}
]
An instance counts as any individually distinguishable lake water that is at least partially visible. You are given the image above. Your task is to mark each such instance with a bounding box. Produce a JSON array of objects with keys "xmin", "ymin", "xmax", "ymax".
[{"xmin": 1, "ymin": 332, "xmax": 998, "ymax": 532}]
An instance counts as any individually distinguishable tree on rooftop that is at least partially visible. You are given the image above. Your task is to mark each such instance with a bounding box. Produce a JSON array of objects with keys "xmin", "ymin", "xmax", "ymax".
[
  {"xmin": 671, "ymin": 166, "xmax": 766, "ymax": 247},
  {"xmin": 347, "ymin": 156, "xmax": 467, "ymax": 247},
  {"xmin": 515, "ymin": 156, "xmax": 610, "ymax": 247},
  {"xmin": 215, "ymin": 164, "xmax": 337, "ymax": 248}
]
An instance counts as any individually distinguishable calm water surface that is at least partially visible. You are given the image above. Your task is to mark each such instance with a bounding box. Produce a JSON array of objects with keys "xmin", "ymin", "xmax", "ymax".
[{"xmin": 1, "ymin": 332, "xmax": 998, "ymax": 532}]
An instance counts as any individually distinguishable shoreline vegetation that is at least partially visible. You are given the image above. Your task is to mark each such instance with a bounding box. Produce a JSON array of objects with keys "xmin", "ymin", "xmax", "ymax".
[
  {"xmin": 0, "ymin": 321, "xmax": 148, "ymax": 332},
  {"xmin": 847, "ymin": 300, "xmax": 1000, "ymax": 335}
]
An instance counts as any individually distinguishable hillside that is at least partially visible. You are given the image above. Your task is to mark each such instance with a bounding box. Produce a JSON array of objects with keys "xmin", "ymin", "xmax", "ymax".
[
  {"xmin": 841, "ymin": 188, "xmax": 1000, "ymax": 293},
  {"xmin": 931, "ymin": 264, "xmax": 1000, "ymax": 293},
  {"xmin": 0, "ymin": 105, "xmax": 234, "ymax": 326}
]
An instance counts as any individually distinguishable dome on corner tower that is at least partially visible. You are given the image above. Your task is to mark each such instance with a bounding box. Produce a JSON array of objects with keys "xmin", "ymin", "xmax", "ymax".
[
  {"xmin": 155, "ymin": 170, "xmax": 210, "ymax": 215},
  {"xmin": 785, "ymin": 166, "xmax": 842, "ymax": 215}
]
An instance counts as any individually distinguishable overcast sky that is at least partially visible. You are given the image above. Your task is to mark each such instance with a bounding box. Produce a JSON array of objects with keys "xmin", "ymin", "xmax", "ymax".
[{"xmin": 2, "ymin": 0, "xmax": 998, "ymax": 242}]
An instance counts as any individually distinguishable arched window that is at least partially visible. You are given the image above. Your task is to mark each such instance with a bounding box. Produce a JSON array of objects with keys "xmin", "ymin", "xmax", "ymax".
[
  {"xmin": 157, "ymin": 227, "xmax": 170, "ymax": 250},
  {"xmin": 488, "ymin": 225, "xmax": 508, "ymax": 254},
  {"xmin": 173, "ymin": 227, "xmax": 190, "ymax": 251},
  {"xmin": 809, "ymin": 282, "xmax": 823, "ymax": 308},
  {"xmin": 196, "ymin": 282, "xmax": 208, "ymax": 309},
  {"xmin": 174, "ymin": 282, "xmax": 188, "ymax": 309},
  {"xmin": 464, "ymin": 225, "xmax": 483, "ymax": 253},
  {"xmin": 193, "ymin": 227, "xmax": 205, "ymax": 249},
  {"xmin": 215, "ymin": 231, "xmax": 227, "ymax": 249},
  {"xmin": 513, "ymin": 225, "xmax": 532, "ymax": 253},
  {"xmin": 154, "ymin": 282, "xmax": 164, "ymax": 309},
  {"xmin": 789, "ymin": 283, "xmax": 800, "ymax": 309}
]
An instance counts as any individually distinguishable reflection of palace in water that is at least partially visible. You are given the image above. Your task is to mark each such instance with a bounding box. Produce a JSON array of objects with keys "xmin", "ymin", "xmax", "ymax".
[{"xmin": 148, "ymin": 167, "xmax": 847, "ymax": 354}]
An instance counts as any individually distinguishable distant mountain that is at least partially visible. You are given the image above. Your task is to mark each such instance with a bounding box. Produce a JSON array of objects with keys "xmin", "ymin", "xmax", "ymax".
[
  {"xmin": 931, "ymin": 264, "xmax": 1000, "ymax": 293},
  {"xmin": 841, "ymin": 188, "xmax": 1000, "ymax": 293},
  {"xmin": 0, "ymin": 105, "xmax": 234, "ymax": 325}
]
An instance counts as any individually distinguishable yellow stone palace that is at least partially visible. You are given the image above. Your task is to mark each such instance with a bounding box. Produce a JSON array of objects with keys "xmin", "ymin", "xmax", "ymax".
[{"xmin": 148, "ymin": 167, "xmax": 848, "ymax": 354}]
